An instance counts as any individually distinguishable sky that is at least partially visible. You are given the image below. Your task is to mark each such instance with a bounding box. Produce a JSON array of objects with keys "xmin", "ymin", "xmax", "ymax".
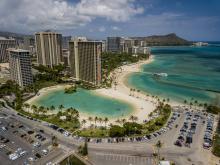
[{"xmin": 0, "ymin": 0, "xmax": 219, "ymax": 41}]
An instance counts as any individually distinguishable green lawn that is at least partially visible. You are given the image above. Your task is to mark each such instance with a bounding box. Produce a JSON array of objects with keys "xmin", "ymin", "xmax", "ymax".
[
  {"xmin": 77, "ymin": 128, "xmax": 109, "ymax": 137},
  {"xmin": 212, "ymin": 118, "xmax": 220, "ymax": 157},
  {"xmin": 18, "ymin": 110, "xmax": 80, "ymax": 133}
]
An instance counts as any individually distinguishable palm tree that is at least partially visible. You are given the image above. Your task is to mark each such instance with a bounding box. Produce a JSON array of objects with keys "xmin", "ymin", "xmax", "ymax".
[
  {"xmin": 115, "ymin": 119, "xmax": 121, "ymax": 125},
  {"xmin": 23, "ymin": 103, "xmax": 30, "ymax": 112},
  {"xmin": 66, "ymin": 108, "xmax": 71, "ymax": 114},
  {"xmin": 121, "ymin": 118, "xmax": 126, "ymax": 125},
  {"xmin": 155, "ymin": 140, "xmax": 163, "ymax": 163},
  {"xmin": 81, "ymin": 119, "xmax": 87, "ymax": 128},
  {"xmin": 98, "ymin": 117, "xmax": 103, "ymax": 126},
  {"xmin": 130, "ymin": 115, "xmax": 138, "ymax": 122},
  {"xmin": 88, "ymin": 117, "xmax": 93, "ymax": 126},
  {"xmin": 133, "ymin": 89, "xmax": 136, "ymax": 97},
  {"xmin": 31, "ymin": 105, "xmax": 38, "ymax": 114},
  {"xmin": 94, "ymin": 116, "xmax": 98, "ymax": 127},
  {"xmin": 190, "ymin": 102, "xmax": 193, "ymax": 109},
  {"xmin": 129, "ymin": 88, "xmax": 132, "ymax": 96},
  {"xmin": 75, "ymin": 111, "xmax": 79, "ymax": 118},
  {"xmin": 38, "ymin": 106, "xmax": 45, "ymax": 115},
  {"xmin": 194, "ymin": 100, "xmax": 198, "ymax": 110},
  {"xmin": 137, "ymin": 89, "xmax": 140, "ymax": 98},
  {"xmin": 42, "ymin": 108, "xmax": 47, "ymax": 116},
  {"xmin": 104, "ymin": 117, "xmax": 109, "ymax": 128},
  {"xmin": 58, "ymin": 104, "xmax": 64, "ymax": 111},
  {"xmin": 114, "ymin": 82, "xmax": 117, "ymax": 90},
  {"xmin": 50, "ymin": 105, "xmax": 55, "ymax": 111}
]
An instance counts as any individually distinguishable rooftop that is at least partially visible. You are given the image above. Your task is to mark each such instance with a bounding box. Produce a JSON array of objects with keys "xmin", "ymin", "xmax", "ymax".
[
  {"xmin": 8, "ymin": 48, "xmax": 29, "ymax": 53},
  {"xmin": 0, "ymin": 36, "xmax": 15, "ymax": 40},
  {"xmin": 35, "ymin": 31, "xmax": 61, "ymax": 35}
]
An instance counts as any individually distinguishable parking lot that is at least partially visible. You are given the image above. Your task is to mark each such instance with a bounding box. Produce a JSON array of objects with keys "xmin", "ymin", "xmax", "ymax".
[
  {"xmin": 0, "ymin": 103, "xmax": 218, "ymax": 165},
  {"xmin": 0, "ymin": 111, "xmax": 62, "ymax": 165}
]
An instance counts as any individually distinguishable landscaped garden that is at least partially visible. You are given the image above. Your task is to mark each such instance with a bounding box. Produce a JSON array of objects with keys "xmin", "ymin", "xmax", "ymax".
[
  {"xmin": 77, "ymin": 102, "xmax": 172, "ymax": 138},
  {"xmin": 212, "ymin": 117, "xmax": 220, "ymax": 157}
]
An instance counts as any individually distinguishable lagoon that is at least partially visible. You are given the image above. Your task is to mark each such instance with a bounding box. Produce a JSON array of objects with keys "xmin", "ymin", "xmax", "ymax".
[{"xmin": 33, "ymin": 88, "xmax": 134, "ymax": 119}]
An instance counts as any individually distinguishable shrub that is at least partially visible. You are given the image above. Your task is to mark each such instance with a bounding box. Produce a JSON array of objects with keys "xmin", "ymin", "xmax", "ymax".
[
  {"xmin": 206, "ymin": 105, "xmax": 220, "ymax": 114},
  {"xmin": 123, "ymin": 122, "xmax": 142, "ymax": 135},
  {"xmin": 109, "ymin": 125, "xmax": 125, "ymax": 137}
]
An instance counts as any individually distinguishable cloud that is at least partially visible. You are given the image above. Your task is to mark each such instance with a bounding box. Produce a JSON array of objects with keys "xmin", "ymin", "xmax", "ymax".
[
  {"xmin": 76, "ymin": 0, "xmax": 144, "ymax": 22},
  {"xmin": 0, "ymin": 0, "xmax": 143, "ymax": 33},
  {"xmin": 98, "ymin": 26, "xmax": 106, "ymax": 32},
  {"xmin": 111, "ymin": 26, "xmax": 121, "ymax": 31}
]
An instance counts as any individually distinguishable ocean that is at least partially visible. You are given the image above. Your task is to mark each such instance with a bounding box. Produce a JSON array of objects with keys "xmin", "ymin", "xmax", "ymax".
[{"xmin": 127, "ymin": 42, "xmax": 220, "ymax": 105}]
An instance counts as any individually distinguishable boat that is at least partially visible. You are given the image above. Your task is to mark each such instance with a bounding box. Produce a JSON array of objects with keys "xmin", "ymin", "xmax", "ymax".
[
  {"xmin": 193, "ymin": 42, "xmax": 208, "ymax": 47},
  {"xmin": 153, "ymin": 73, "xmax": 168, "ymax": 77}
]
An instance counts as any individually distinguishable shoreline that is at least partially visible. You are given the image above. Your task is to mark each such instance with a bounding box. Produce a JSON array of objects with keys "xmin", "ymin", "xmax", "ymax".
[
  {"xmin": 25, "ymin": 56, "xmax": 157, "ymax": 126},
  {"xmin": 94, "ymin": 56, "xmax": 156, "ymax": 124}
]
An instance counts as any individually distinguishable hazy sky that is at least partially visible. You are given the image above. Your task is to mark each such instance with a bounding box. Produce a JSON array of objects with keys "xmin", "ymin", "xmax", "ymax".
[{"xmin": 0, "ymin": 0, "xmax": 219, "ymax": 40}]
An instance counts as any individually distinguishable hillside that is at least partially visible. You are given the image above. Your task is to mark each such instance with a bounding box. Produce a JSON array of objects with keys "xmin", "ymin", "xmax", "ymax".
[
  {"xmin": 132, "ymin": 33, "xmax": 191, "ymax": 46},
  {"xmin": 0, "ymin": 31, "xmax": 32, "ymax": 39}
]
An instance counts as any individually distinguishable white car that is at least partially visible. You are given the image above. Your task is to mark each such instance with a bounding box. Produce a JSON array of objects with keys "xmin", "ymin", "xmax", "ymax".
[
  {"xmin": 1, "ymin": 127, "xmax": 7, "ymax": 131},
  {"xmin": 9, "ymin": 153, "xmax": 19, "ymax": 160},
  {"xmin": 0, "ymin": 144, "xmax": 6, "ymax": 149},
  {"xmin": 28, "ymin": 157, "xmax": 34, "ymax": 162},
  {"xmin": 19, "ymin": 150, "xmax": 27, "ymax": 157},
  {"xmin": 33, "ymin": 142, "xmax": 41, "ymax": 148},
  {"xmin": 63, "ymin": 131, "xmax": 70, "ymax": 137},
  {"xmin": 42, "ymin": 149, "xmax": 49, "ymax": 155}
]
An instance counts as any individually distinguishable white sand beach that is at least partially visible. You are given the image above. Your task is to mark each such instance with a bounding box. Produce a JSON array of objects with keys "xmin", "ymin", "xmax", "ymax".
[
  {"xmin": 26, "ymin": 84, "xmax": 68, "ymax": 105},
  {"xmin": 93, "ymin": 56, "xmax": 156, "ymax": 124}
]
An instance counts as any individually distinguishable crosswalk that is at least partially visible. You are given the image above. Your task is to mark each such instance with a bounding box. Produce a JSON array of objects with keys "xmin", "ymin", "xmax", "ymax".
[{"xmin": 90, "ymin": 152, "xmax": 155, "ymax": 165}]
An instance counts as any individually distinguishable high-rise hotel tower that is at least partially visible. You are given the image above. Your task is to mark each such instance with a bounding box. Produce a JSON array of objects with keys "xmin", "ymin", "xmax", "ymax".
[
  {"xmin": 35, "ymin": 32, "xmax": 62, "ymax": 68},
  {"xmin": 69, "ymin": 38, "xmax": 102, "ymax": 86},
  {"xmin": 9, "ymin": 49, "xmax": 33, "ymax": 87}
]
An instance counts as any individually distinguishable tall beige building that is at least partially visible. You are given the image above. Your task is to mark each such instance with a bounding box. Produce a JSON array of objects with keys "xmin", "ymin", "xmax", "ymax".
[
  {"xmin": 69, "ymin": 39, "xmax": 102, "ymax": 86},
  {"xmin": 0, "ymin": 37, "xmax": 17, "ymax": 62},
  {"xmin": 9, "ymin": 49, "xmax": 33, "ymax": 87},
  {"xmin": 35, "ymin": 32, "xmax": 62, "ymax": 68}
]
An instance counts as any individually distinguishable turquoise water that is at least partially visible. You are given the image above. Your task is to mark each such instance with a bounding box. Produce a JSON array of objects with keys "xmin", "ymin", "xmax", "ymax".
[
  {"xmin": 33, "ymin": 88, "xmax": 133, "ymax": 118},
  {"xmin": 127, "ymin": 43, "xmax": 220, "ymax": 105}
]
